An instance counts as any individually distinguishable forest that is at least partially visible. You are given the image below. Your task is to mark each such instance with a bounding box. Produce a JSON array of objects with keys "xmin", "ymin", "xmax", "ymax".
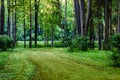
[{"xmin": 0, "ymin": 0, "xmax": 120, "ymax": 80}]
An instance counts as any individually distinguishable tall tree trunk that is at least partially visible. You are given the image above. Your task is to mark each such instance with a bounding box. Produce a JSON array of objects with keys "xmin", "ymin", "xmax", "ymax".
[
  {"xmin": 64, "ymin": 0, "xmax": 67, "ymax": 37},
  {"xmin": 12, "ymin": 0, "xmax": 15, "ymax": 47},
  {"xmin": 23, "ymin": 0, "xmax": 26, "ymax": 48},
  {"xmin": 0, "ymin": 1, "xmax": 2, "ymax": 35},
  {"xmin": 51, "ymin": 26, "xmax": 54, "ymax": 47},
  {"xmin": 29, "ymin": 0, "xmax": 32, "ymax": 48},
  {"xmin": 80, "ymin": 0, "xmax": 85, "ymax": 36},
  {"xmin": 7, "ymin": 0, "xmax": 11, "ymax": 36},
  {"xmin": 85, "ymin": 0, "xmax": 91, "ymax": 35},
  {"xmin": 1, "ymin": 0, "xmax": 5, "ymax": 35},
  {"xmin": 118, "ymin": 0, "xmax": 120, "ymax": 33},
  {"xmin": 14, "ymin": 0, "xmax": 17, "ymax": 47},
  {"xmin": 44, "ymin": 30, "xmax": 47, "ymax": 45},
  {"xmin": 104, "ymin": 0, "xmax": 110, "ymax": 50},
  {"xmin": 74, "ymin": 0, "xmax": 81, "ymax": 35},
  {"xmin": 34, "ymin": 0, "xmax": 39, "ymax": 47},
  {"xmin": 90, "ymin": 17, "xmax": 94, "ymax": 49},
  {"xmin": 89, "ymin": 0, "xmax": 94, "ymax": 50},
  {"xmin": 109, "ymin": 0, "xmax": 112, "ymax": 36},
  {"xmin": 97, "ymin": 0, "xmax": 102, "ymax": 50}
]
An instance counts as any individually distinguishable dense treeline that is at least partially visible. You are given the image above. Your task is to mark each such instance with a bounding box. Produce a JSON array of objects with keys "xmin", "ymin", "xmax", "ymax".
[{"xmin": 0, "ymin": 0, "xmax": 119, "ymax": 50}]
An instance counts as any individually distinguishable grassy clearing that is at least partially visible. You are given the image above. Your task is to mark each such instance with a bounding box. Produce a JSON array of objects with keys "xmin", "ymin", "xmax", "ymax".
[{"xmin": 0, "ymin": 48, "xmax": 120, "ymax": 80}]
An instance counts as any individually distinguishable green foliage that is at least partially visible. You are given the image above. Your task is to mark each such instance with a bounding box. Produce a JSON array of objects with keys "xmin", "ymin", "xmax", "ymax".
[
  {"xmin": 62, "ymin": 36, "xmax": 72, "ymax": 47},
  {"xmin": 54, "ymin": 41, "xmax": 64, "ymax": 47},
  {"xmin": 63, "ymin": 36, "xmax": 89, "ymax": 51},
  {"xmin": 0, "ymin": 35, "xmax": 13, "ymax": 51},
  {"xmin": 111, "ymin": 34, "xmax": 120, "ymax": 49},
  {"xmin": 111, "ymin": 34, "xmax": 120, "ymax": 67}
]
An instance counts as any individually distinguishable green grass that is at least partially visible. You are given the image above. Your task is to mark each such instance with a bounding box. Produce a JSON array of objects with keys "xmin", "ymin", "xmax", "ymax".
[{"xmin": 0, "ymin": 47, "xmax": 120, "ymax": 80}]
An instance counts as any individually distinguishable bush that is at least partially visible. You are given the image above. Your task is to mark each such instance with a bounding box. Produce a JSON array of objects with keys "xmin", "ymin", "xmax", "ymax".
[
  {"xmin": 62, "ymin": 36, "xmax": 72, "ymax": 47},
  {"xmin": 111, "ymin": 34, "xmax": 120, "ymax": 67},
  {"xmin": 0, "ymin": 35, "xmax": 13, "ymax": 51},
  {"xmin": 62, "ymin": 36, "xmax": 89, "ymax": 51}
]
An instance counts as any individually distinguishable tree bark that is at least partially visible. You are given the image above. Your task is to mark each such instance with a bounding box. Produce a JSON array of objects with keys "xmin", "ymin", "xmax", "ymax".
[
  {"xmin": 97, "ymin": 0, "xmax": 102, "ymax": 50},
  {"xmin": 23, "ymin": 0, "xmax": 26, "ymax": 48},
  {"xmin": 34, "ymin": 0, "xmax": 39, "ymax": 47},
  {"xmin": 85, "ymin": 0, "xmax": 91, "ymax": 35},
  {"xmin": 7, "ymin": 0, "xmax": 11, "ymax": 36},
  {"xmin": 80, "ymin": 0, "xmax": 85, "ymax": 36},
  {"xmin": 118, "ymin": 0, "xmax": 120, "ymax": 33},
  {"xmin": 90, "ymin": 17, "xmax": 94, "ymax": 49},
  {"xmin": 51, "ymin": 26, "xmax": 54, "ymax": 47},
  {"xmin": 89, "ymin": 0, "xmax": 94, "ymax": 50},
  {"xmin": 74, "ymin": 0, "xmax": 81, "ymax": 35},
  {"xmin": 64, "ymin": 0, "xmax": 67, "ymax": 37},
  {"xmin": 0, "ymin": 0, "xmax": 5, "ymax": 35},
  {"xmin": 29, "ymin": 0, "xmax": 32, "ymax": 48},
  {"xmin": 14, "ymin": 0, "xmax": 17, "ymax": 47},
  {"xmin": 104, "ymin": 0, "xmax": 110, "ymax": 50},
  {"xmin": 109, "ymin": 0, "xmax": 112, "ymax": 36},
  {"xmin": 12, "ymin": 0, "xmax": 16, "ymax": 47}
]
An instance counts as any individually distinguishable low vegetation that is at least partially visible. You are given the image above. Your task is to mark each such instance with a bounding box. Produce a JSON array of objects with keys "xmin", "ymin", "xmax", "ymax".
[
  {"xmin": 0, "ymin": 35, "xmax": 13, "ymax": 51},
  {"xmin": 0, "ymin": 47, "xmax": 120, "ymax": 80},
  {"xmin": 111, "ymin": 34, "xmax": 120, "ymax": 67}
]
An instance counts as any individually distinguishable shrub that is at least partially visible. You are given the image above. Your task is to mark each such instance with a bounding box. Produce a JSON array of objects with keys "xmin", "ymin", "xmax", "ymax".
[
  {"xmin": 0, "ymin": 35, "xmax": 13, "ymax": 51},
  {"xmin": 62, "ymin": 36, "xmax": 89, "ymax": 51},
  {"xmin": 111, "ymin": 34, "xmax": 120, "ymax": 67},
  {"xmin": 54, "ymin": 41, "xmax": 64, "ymax": 47},
  {"xmin": 62, "ymin": 36, "xmax": 72, "ymax": 47}
]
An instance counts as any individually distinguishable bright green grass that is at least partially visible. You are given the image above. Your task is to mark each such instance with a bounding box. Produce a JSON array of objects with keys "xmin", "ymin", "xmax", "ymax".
[{"xmin": 0, "ymin": 48, "xmax": 120, "ymax": 80}]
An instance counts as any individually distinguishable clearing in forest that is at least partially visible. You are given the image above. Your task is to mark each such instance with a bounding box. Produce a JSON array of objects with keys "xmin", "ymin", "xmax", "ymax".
[{"xmin": 0, "ymin": 48, "xmax": 120, "ymax": 80}]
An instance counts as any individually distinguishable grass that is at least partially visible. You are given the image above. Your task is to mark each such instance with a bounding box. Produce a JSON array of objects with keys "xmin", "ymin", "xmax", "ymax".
[{"xmin": 0, "ymin": 44, "xmax": 120, "ymax": 80}]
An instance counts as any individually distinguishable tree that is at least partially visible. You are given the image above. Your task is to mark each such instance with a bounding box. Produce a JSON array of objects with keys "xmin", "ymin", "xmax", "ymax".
[
  {"xmin": 74, "ymin": 0, "xmax": 81, "ymax": 35},
  {"xmin": 29, "ymin": 0, "xmax": 32, "ymax": 48},
  {"xmin": 85, "ymin": 0, "xmax": 92, "ymax": 35},
  {"xmin": 80, "ymin": 0, "xmax": 85, "ymax": 36},
  {"xmin": 64, "ymin": 0, "xmax": 67, "ymax": 37},
  {"xmin": 97, "ymin": 0, "xmax": 102, "ymax": 50},
  {"xmin": 7, "ymin": 0, "xmax": 11, "ymax": 36},
  {"xmin": 23, "ymin": 0, "xmax": 26, "ymax": 48},
  {"xmin": 118, "ymin": 0, "xmax": 120, "ymax": 33},
  {"xmin": 104, "ymin": 0, "xmax": 110, "ymax": 50},
  {"xmin": 14, "ymin": 0, "xmax": 17, "ymax": 47},
  {"xmin": 88, "ymin": 0, "xmax": 94, "ymax": 49},
  {"xmin": 0, "ymin": 0, "xmax": 5, "ymax": 35},
  {"xmin": 34, "ymin": 0, "xmax": 40, "ymax": 47}
]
